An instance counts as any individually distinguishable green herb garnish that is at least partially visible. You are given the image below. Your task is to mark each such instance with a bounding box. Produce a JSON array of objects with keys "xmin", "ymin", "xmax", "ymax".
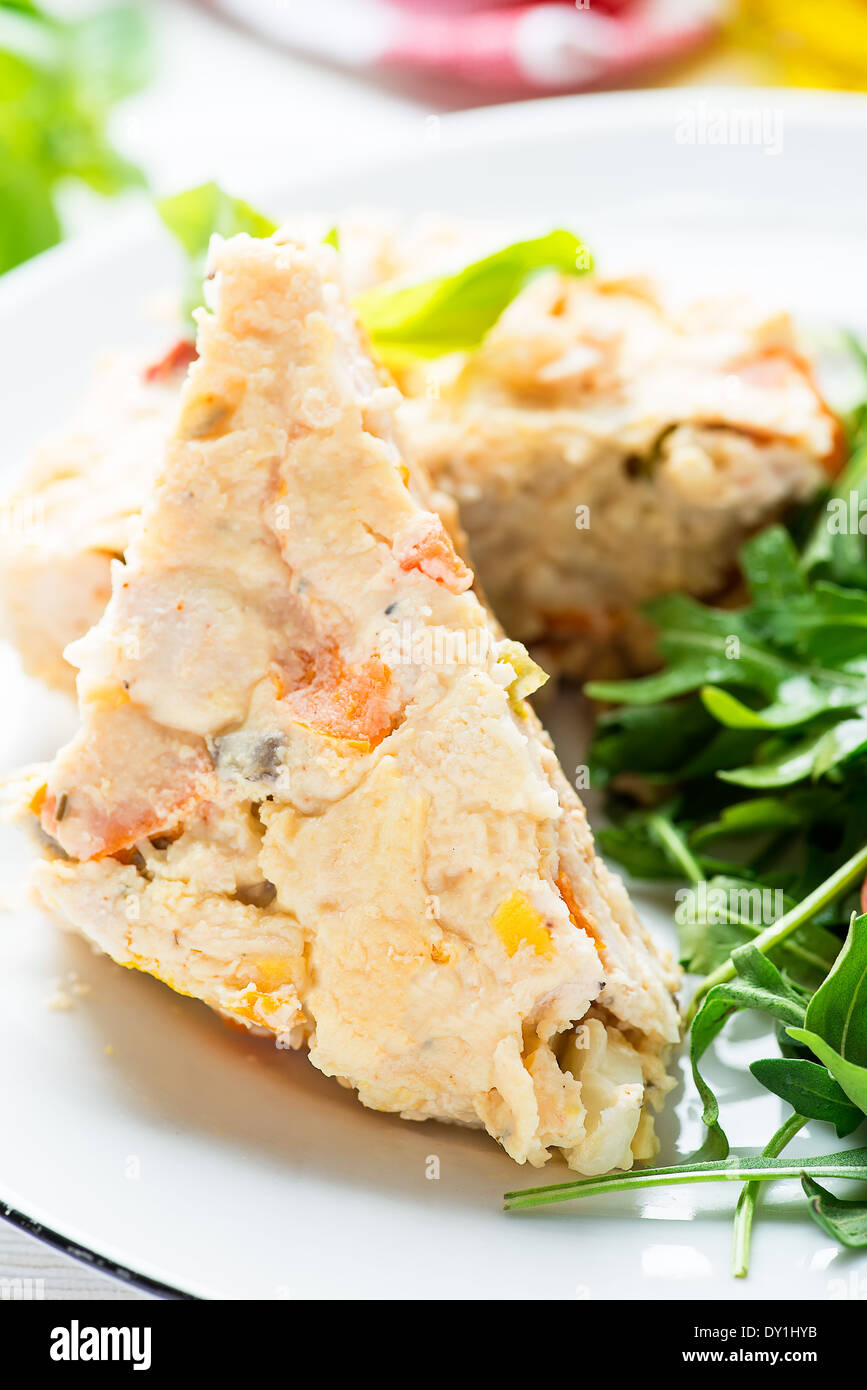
[
  {"xmin": 156, "ymin": 188, "xmax": 593, "ymax": 359},
  {"xmin": 354, "ymin": 229, "xmax": 592, "ymax": 362},
  {"xmin": 155, "ymin": 181, "xmax": 277, "ymax": 322}
]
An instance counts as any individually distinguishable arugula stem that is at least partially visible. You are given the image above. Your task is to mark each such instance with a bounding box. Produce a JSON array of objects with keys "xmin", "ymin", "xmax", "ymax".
[
  {"xmin": 685, "ymin": 841, "xmax": 867, "ymax": 1026},
  {"xmin": 731, "ymin": 1113, "xmax": 808, "ymax": 1278},
  {"xmin": 504, "ymin": 1148, "xmax": 867, "ymax": 1210},
  {"xmin": 647, "ymin": 813, "xmax": 703, "ymax": 884}
]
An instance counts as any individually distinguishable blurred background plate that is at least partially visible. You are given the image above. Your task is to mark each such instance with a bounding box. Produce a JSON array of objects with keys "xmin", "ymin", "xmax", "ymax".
[{"xmin": 1, "ymin": 89, "xmax": 866, "ymax": 1300}]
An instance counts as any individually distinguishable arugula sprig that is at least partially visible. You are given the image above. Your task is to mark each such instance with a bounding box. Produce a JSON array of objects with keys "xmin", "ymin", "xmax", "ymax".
[
  {"xmin": 589, "ymin": 521, "xmax": 867, "ymax": 922},
  {"xmin": 0, "ymin": 1, "xmax": 149, "ymax": 274},
  {"xmin": 511, "ymin": 364, "xmax": 867, "ymax": 1271}
]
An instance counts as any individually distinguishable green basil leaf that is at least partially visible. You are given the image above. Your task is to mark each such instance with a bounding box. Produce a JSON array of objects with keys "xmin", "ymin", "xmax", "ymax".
[
  {"xmin": 0, "ymin": 156, "xmax": 60, "ymax": 273},
  {"xmin": 156, "ymin": 181, "xmax": 277, "ymax": 319},
  {"xmin": 0, "ymin": 1, "xmax": 149, "ymax": 274},
  {"xmin": 354, "ymin": 229, "xmax": 592, "ymax": 360},
  {"xmin": 155, "ymin": 181, "xmax": 276, "ymax": 258}
]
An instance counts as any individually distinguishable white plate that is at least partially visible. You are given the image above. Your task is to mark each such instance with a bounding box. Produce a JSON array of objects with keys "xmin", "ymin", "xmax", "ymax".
[{"xmin": 2, "ymin": 89, "xmax": 867, "ymax": 1301}]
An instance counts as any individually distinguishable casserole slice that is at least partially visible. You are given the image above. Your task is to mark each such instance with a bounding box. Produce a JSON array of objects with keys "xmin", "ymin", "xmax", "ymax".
[
  {"xmin": 27, "ymin": 234, "xmax": 679, "ymax": 1174},
  {"xmin": 399, "ymin": 270, "xmax": 842, "ymax": 676}
]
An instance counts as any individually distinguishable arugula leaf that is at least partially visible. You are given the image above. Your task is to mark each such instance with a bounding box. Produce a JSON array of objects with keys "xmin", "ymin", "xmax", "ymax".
[
  {"xmin": 802, "ymin": 1175, "xmax": 867, "ymax": 1248},
  {"xmin": 689, "ymin": 946, "xmax": 806, "ymax": 1157},
  {"xmin": 787, "ymin": 913, "xmax": 867, "ymax": 1113},
  {"xmin": 717, "ymin": 724, "xmax": 852, "ymax": 789},
  {"xmin": 811, "ymin": 714, "xmax": 867, "ymax": 778},
  {"xmin": 750, "ymin": 1058, "xmax": 863, "ymax": 1137},
  {"xmin": 690, "ymin": 795, "xmax": 803, "ymax": 843},
  {"xmin": 595, "ymin": 822, "xmax": 681, "ymax": 881},
  {"xmin": 732, "ymin": 942, "xmax": 809, "ymax": 999},
  {"xmin": 802, "ymin": 913, "xmax": 867, "ymax": 1048},
  {"xmin": 587, "ymin": 444, "xmax": 867, "ymax": 901},
  {"xmin": 801, "ymin": 439, "xmax": 867, "ymax": 587},
  {"xmin": 701, "ymin": 676, "xmax": 863, "ymax": 732},
  {"xmin": 787, "ymin": 1030, "xmax": 867, "ymax": 1113},
  {"xmin": 762, "ymin": 582, "xmax": 867, "ymax": 666},
  {"xmin": 0, "ymin": 2, "xmax": 149, "ymax": 274},
  {"xmin": 741, "ymin": 526, "xmax": 807, "ymax": 603},
  {"xmin": 155, "ymin": 181, "xmax": 277, "ymax": 321},
  {"xmin": 353, "ymin": 229, "xmax": 592, "ymax": 361}
]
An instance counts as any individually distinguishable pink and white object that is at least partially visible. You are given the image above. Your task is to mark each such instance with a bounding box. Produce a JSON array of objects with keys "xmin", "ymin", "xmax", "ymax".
[{"xmin": 206, "ymin": 0, "xmax": 723, "ymax": 93}]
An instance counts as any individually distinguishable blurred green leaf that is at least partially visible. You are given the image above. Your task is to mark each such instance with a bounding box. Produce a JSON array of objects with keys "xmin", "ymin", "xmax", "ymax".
[
  {"xmin": 354, "ymin": 229, "xmax": 593, "ymax": 362},
  {"xmin": 0, "ymin": 1, "xmax": 150, "ymax": 274},
  {"xmin": 155, "ymin": 181, "xmax": 277, "ymax": 320}
]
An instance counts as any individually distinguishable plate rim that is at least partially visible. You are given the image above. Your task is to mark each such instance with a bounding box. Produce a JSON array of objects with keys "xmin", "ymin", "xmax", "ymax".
[
  {"xmin": 2, "ymin": 82, "xmax": 867, "ymax": 1301},
  {"xmin": 1, "ymin": 1198, "xmax": 193, "ymax": 1300}
]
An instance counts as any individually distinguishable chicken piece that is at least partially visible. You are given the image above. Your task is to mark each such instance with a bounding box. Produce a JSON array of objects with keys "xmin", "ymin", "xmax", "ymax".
[{"xmin": 28, "ymin": 234, "xmax": 679, "ymax": 1174}]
